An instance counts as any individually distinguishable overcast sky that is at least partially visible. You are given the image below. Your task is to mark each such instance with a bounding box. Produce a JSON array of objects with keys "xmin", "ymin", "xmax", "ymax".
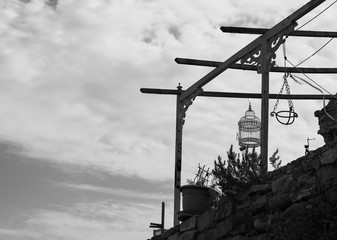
[{"xmin": 0, "ymin": 0, "xmax": 336, "ymax": 239}]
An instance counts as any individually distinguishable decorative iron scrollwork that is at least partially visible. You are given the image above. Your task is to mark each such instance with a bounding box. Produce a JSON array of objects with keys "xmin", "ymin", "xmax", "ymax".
[
  {"xmin": 240, "ymin": 48, "xmax": 261, "ymax": 68},
  {"xmin": 239, "ymin": 24, "xmax": 296, "ymax": 72},
  {"xmin": 178, "ymin": 88, "xmax": 203, "ymax": 127}
]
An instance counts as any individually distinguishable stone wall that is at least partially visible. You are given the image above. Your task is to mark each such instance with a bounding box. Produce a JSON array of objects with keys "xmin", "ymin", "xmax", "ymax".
[
  {"xmin": 152, "ymin": 145, "xmax": 337, "ymax": 240},
  {"xmin": 151, "ymin": 100, "xmax": 337, "ymax": 240}
]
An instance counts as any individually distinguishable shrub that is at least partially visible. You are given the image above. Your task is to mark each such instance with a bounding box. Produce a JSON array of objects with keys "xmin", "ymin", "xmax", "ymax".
[{"xmin": 212, "ymin": 145, "xmax": 265, "ymax": 200}]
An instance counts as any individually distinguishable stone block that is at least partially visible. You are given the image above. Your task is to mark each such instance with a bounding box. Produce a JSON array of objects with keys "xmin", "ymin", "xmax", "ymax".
[
  {"xmin": 250, "ymin": 184, "xmax": 271, "ymax": 195},
  {"xmin": 164, "ymin": 225, "xmax": 180, "ymax": 239},
  {"xmin": 196, "ymin": 233, "xmax": 206, "ymax": 240},
  {"xmin": 311, "ymin": 157, "xmax": 321, "ymax": 170},
  {"xmin": 325, "ymin": 187, "xmax": 337, "ymax": 203},
  {"xmin": 231, "ymin": 209, "xmax": 252, "ymax": 226},
  {"xmin": 271, "ymin": 174, "xmax": 295, "ymax": 193},
  {"xmin": 254, "ymin": 233, "xmax": 268, "ymax": 240},
  {"xmin": 180, "ymin": 216, "xmax": 198, "ymax": 232},
  {"xmin": 230, "ymin": 222, "xmax": 249, "ymax": 236},
  {"xmin": 237, "ymin": 187, "xmax": 251, "ymax": 202},
  {"xmin": 197, "ymin": 210, "xmax": 216, "ymax": 232},
  {"xmin": 290, "ymin": 188, "xmax": 312, "ymax": 203},
  {"xmin": 213, "ymin": 218, "xmax": 232, "ymax": 239},
  {"xmin": 215, "ymin": 201, "xmax": 234, "ymax": 221},
  {"xmin": 250, "ymin": 195, "xmax": 267, "ymax": 214},
  {"xmin": 282, "ymin": 202, "xmax": 308, "ymax": 218},
  {"xmin": 151, "ymin": 235, "xmax": 164, "ymax": 240},
  {"xmin": 205, "ymin": 229, "xmax": 214, "ymax": 240},
  {"xmin": 268, "ymin": 193, "xmax": 291, "ymax": 210},
  {"xmin": 178, "ymin": 230, "xmax": 198, "ymax": 240},
  {"xmin": 168, "ymin": 233, "xmax": 180, "ymax": 240},
  {"xmin": 296, "ymin": 174, "xmax": 313, "ymax": 188},
  {"xmin": 237, "ymin": 200, "xmax": 250, "ymax": 210},
  {"xmin": 196, "ymin": 229, "xmax": 214, "ymax": 240},
  {"xmin": 317, "ymin": 166, "xmax": 337, "ymax": 189},
  {"xmin": 253, "ymin": 214, "xmax": 272, "ymax": 233},
  {"xmin": 320, "ymin": 148, "xmax": 337, "ymax": 165},
  {"xmin": 229, "ymin": 235, "xmax": 246, "ymax": 240}
]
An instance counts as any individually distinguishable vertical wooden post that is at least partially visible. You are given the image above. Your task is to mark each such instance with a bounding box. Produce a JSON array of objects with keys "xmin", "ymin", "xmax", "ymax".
[
  {"xmin": 260, "ymin": 37, "xmax": 269, "ymax": 173},
  {"xmin": 174, "ymin": 84, "xmax": 183, "ymax": 226},
  {"xmin": 161, "ymin": 202, "xmax": 165, "ymax": 230}
]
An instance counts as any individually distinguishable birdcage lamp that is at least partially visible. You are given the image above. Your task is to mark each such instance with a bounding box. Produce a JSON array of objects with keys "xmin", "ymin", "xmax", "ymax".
[{"xmin": 237, "ymin": 103, "xmax": 261, "ymax": 149}]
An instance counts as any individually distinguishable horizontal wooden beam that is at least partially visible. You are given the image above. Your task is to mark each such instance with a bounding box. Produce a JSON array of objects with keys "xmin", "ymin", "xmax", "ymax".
[
  {"xmin": 220, "ymin": 26, "xmax": 337, "ymax": 38},
  {"xmin": 175, "ymin": 57, "xmax": 337, "ymax": 74},
  {"xmin": 179, "ymin": 35, "xmax": 264, "ymax": 100},
  {"xmin": 180, "ymin": 0, "xmax": 326, "ymax": 100},
  {"xmin": 140, "ymin": 88, "xmax": 336, "ymax": 100}
]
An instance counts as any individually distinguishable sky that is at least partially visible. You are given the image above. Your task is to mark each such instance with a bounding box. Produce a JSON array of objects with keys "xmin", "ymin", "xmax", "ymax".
[{"xmin": 0, "ymin": 0, "xmax": 336, "ymax": 239}]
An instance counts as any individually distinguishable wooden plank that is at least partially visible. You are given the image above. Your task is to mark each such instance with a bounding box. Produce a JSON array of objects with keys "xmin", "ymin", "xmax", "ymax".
[
  {"xmin": 220, "ymin": 26, "xmax": 337, "ymax": 38},
  {"xmin": 180, "ymin": 0, "xmax": 326, "ymax": 100},
  {"xmin": 175, "ymin": 57, "xmax": 337, "ymax": 73},
  {"xmin": 161, "ymin": 202, "xmax": 165, "ymax": 229},
  {"xmin": 260, "ymin": 36, "xmax": 269, "ymax": 173},
  {"xmin": 140, "ymin": 88, "xmax": 336, "ymax": 99},
  {"xmin": 174, "ymin": 88, "xmax": 183, "ymax": 226},
  {"xmin": 263, "ymin": 0, "xmax": 325, "ymax": 40}
]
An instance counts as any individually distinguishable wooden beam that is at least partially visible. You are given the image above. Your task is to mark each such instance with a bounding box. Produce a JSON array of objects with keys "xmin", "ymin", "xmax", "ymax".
[
  {"xmin": 180, "ymin": 0, "xmax": 326, "ymax": 100},
  {"xmin": 260, "ymin": 36, "xmax": 270, "ymax": 173},
  {"xmin": 179, "ymin": 35, "xmax": 264, "ymax": 100},
  {"xmin": 140, "ymin": 88, "xmax": 336, "ymax": 100},
  {"xmin": 220, "ymin": 26, "xmax": 337, "ymax": 38},
  {"xmin": 175, "ymin": 57, "xmax": 337, "ymax": 74},
  {"xmin": 174, "ymin": 87, "xmax": 183, "ymax": 226}
]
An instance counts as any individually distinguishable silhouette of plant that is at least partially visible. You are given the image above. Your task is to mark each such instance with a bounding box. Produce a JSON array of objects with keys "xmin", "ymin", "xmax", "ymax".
[
  {"xmin": 212, "ymin": 145, "xmax": 266, "ymax": 200},
  {"xmin": 269, "ymin": 148, "xmax": 282, "ymax": 170}
]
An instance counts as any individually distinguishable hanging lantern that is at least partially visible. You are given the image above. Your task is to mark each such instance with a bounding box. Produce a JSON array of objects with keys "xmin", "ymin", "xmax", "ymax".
[{"xmin": 237, "ymin": 103, "xmax": 261, "ymax": 149}]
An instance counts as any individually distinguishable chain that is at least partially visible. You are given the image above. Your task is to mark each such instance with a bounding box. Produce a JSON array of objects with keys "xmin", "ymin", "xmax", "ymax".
[
  {"xmin": 272, "ymin": 74, "xmax": 286, "ymax": 112},
  {"xmin": 272, "ymin": 73, "xmax": 295, "ymax": 112},
  {"xmin": 284, "ymin": 76, "xmax": 295, "ymax": 111}
]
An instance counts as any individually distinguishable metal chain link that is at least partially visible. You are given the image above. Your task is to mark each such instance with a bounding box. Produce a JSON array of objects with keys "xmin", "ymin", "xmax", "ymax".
[
  {"xmin": 284, "ymin": 77, "xmax": 295, "ymax": 111},
  {"xmin": 272, "ymin": 74, "xmax": 295, "ymax": 112}
]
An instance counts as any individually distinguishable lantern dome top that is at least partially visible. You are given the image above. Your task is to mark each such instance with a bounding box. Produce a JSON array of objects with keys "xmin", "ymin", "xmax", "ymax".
[{"xmin": 240, "ymin": 103, "xmax": 260, "ymax": 122}]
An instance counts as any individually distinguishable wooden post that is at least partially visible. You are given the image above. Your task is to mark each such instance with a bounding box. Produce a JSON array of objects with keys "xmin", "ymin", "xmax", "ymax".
[
  {"xmin": 260, "ymin": 37, "xmax": 270, "ymax": 173},
  {"xmin": 161, "ymin": 202, "xmax": 165, "ymax": 230},
  {"xmin": 174, "ymin": 84, "xmax": 183, "ymax": 226}
]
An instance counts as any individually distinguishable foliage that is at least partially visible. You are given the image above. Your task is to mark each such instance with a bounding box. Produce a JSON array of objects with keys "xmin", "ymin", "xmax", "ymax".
[
  {"xmin": 187, "ymin": 164, "xmax": 212, "ymax": 186},
  {"xmin": 212, "ymin": 145, "xmax": 266, "ymax": 200},
  {"xmin": 269, "ymin": 148, "xmax": 282, "ymax": 170}
]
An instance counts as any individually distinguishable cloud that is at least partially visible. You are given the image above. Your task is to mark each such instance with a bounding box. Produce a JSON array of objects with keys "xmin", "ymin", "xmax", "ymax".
[
  {"xmin": 0, "ymin": 228, "xmax": 42, "ymax": 239},
  {"xmin": 1, "ymin": 1, "xmax": 337, "ymax": 240},
  {"xmin": 0, "ymin": 0, "xmax": 333, "ymax": 183},
  {"xmin": 57, "ymin": 182, "xmax": 172, "ymax": 202},
  {"xmin": 19, "ymin": 199, "xmax": 165, "ymax": 240}
]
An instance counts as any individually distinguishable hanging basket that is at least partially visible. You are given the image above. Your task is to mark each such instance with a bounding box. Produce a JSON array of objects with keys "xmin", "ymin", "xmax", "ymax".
[
  {"xmin": 270, "ymin": 107, "xmax": 298, "ymax": 125},
  {"xmin": 271, "ymin": 73, "xmax": 298, "ymax": 125}
]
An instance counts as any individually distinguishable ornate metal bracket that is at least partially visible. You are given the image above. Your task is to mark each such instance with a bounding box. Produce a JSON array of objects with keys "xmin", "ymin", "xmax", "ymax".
[
  {"xmin": 178, "ymin": 88, "xmax": 204, "ymax": 128},
  {"xmin": 239, "ymin": 24, "xmax": 296, "ymax": 73}
]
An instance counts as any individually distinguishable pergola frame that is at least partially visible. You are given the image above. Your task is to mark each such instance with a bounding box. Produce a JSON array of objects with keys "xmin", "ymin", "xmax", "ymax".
[{"xmin": 140, "ymin": 0, "xmax": 337, "ymax": 226}]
